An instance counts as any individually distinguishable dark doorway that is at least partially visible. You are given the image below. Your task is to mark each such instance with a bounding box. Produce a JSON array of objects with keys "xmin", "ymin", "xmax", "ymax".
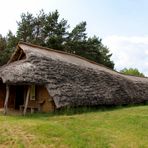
[
  {"xmin": 0, "ymin": 81, "xmax": 6, "ymax": 108},
  {"xmin": 15, "ymin": 86, "xmax": 25, "ymax": 109}
]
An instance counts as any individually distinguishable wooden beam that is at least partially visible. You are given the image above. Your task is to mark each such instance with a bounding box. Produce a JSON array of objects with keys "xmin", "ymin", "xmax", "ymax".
[
  {"xmin": 4, "ymin": 85, "xmax": 10, "ymax": 115},
  {"xmin": 23, "ymin": 86, "xmax": 30, "ymax": 115},
  {"xmin": 17, "ymin": 50, "xmax": 23, "ymax": 60}
]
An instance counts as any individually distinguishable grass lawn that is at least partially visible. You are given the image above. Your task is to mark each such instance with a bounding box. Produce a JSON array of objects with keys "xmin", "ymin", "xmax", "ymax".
[{"xmin": 0, "ymin": 105, "xmax": 148, "ymax": 148}]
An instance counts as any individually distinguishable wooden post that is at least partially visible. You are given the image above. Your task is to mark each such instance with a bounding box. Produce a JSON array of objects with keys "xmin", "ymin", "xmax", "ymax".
[
  {"xmin": 17, "ymin": 50, "xmax": 23, "ymax": 60},
  {"xmin": 23, "ymin": 86, "xmax": 30, "ymax": 115},
  {"xmin": 4, "ymin": 85, "xmax": 10, "ymax": 115}
]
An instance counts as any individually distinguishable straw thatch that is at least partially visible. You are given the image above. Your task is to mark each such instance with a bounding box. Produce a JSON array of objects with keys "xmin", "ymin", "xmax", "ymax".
[{"xmin": 0, "ymin": 42, "xmax": 148, "ymax": 108}]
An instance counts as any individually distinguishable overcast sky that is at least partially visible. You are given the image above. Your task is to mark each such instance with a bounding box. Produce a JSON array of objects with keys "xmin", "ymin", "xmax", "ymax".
[{"xmin": 0, "ymin": 0, "xmax": 148, "ymax": 75}]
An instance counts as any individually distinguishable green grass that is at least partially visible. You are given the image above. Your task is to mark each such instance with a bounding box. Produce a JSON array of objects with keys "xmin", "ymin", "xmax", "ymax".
[{"xmin": 0, "ymin": 105, "xmax": 148, "ymax": 148}]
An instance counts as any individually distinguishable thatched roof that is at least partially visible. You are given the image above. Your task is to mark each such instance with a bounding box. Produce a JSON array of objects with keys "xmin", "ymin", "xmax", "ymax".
[{"xmin": 0, "ymin": 42, "xmax": 148, "ymax": 108}]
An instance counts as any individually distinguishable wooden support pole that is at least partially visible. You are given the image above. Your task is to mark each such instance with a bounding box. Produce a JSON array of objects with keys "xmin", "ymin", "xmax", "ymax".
[
  {"xmin": 23, "ymin": 86, "xmax": 30, "ymax": 116},
  {"xmin": 4, "ymin": 85, "xmax": 10, "ymax": 115}
]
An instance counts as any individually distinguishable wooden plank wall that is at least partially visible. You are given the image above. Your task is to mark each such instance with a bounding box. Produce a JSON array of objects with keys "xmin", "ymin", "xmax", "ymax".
[{"xmin": 36, "ymin": 85, "xmax": 55, "ymax": 112}]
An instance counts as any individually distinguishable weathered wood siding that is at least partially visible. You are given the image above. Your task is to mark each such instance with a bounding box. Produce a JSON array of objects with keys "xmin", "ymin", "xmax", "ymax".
[
  {"xmin": 36, "ymin": 85, "xmax": 55, "ymax": 112},
  {"xmin": 27, "ymin": 85, "xmax": 55, "ymax": 112}
]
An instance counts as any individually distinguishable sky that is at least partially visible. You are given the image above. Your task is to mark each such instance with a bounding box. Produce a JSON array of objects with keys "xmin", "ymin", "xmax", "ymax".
[{"xmin": 0, "ymin": 0, "xmax": 148, "ymax": 75}]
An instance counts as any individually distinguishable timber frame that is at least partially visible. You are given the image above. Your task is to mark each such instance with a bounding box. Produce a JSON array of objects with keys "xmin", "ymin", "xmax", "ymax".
[
  {"xmin": 2, "ymin": 84, "xmax": 55, "ymax": 115},
  {"xmin": 3, "ymin": 85, "xmax": 32, "ymax": 115}
]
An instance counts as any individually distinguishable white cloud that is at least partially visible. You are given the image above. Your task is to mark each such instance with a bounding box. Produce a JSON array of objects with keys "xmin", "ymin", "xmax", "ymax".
[{"xmin": 103, "ymin": 35, "xmax": 148, "ymax": 76}]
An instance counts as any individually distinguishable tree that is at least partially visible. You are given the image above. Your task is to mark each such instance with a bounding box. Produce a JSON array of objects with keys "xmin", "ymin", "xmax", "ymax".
[
  {"xmin": 44, "ymin": 10, "xmax": 69, "ymax": 50},
  {"xmin": 32, "ymin": 10, "xmax": 46, "ymax": 46},
  {"xmin": 0, "ymin": 10, "xmax": 114, "ymax": 69},
  {"xmin": 0, "ymin": 48, "xmax": 14, "ymax": 66},
  {"xmin": 64, "ymin": 22, "xmax": 114, "ymax": 68},
  {"xmin": 6, "ymin": 31, "xmax": 18, "ymax": 49},
  {"xmin": 120, "ymin": 68, "xmax": 145, "ymax": 77},
  {"xmin": 16, "ymin": 10, "xmax": 69, "ymax": 50},
  {"xmin": 17, "ymin": 12, "xmax": 34, "ymax": 42},
  {"xmin": 0, "ymin": 34, "xmax": 6, "ymax": 51},
  {"xmin": 0, "ymin": 32, "xmax": 17, "ymax": 66}
]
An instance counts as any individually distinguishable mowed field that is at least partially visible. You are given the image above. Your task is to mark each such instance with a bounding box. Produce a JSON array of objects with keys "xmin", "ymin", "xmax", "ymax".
[{"xmin": 0, "ymin": 105, "xmax": 147, "ymax": 148}]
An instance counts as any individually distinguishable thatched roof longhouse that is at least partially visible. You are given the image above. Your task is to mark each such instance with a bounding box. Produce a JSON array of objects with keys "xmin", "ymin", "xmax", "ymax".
[{"xmin": 0, "ymin": 42, "xmax": 148, "ymax": 108}]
